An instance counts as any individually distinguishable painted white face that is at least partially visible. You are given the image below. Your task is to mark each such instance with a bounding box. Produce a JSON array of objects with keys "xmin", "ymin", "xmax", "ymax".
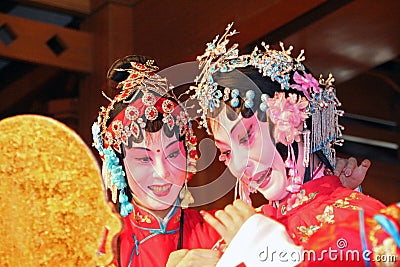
[
  {"xmin": 123, "ymin": 130, "xmax": 187, "ymax": 211},
  {"xmin": 211, "ymin": 105, "xmax": 289, "ymax": 201}
]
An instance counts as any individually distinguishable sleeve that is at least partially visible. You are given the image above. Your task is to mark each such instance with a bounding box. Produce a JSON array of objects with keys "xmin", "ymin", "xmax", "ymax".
[
  {"xmin": 302, "ymin": 203, "xmax": 400, "ymax": 267},
  {"xmin": 183, "ymin": 209, "xmax": 221, "ymax": 249},
  {"xmin": 216, "ymin": 214, "xmax": 303, "ymax": 267}
]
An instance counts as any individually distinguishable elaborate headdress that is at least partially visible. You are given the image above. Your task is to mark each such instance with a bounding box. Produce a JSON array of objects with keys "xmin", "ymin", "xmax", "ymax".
[
  {"xmin": 191, "ymin": 23, "xmax": 344, "ymax": 192},
  {"xmin": 92, "ymin": 57, "xmax": 198, "ymax": 217}
]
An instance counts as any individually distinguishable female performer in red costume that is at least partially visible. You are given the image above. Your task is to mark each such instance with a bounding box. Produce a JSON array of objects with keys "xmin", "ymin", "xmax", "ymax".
[
  {"xmin": 190, "ymin": 24, "xmax": 400, "ymax": 266},
  {"xmin": 92, "ymin": 55, "xmax": 221, "ymax": 267}
]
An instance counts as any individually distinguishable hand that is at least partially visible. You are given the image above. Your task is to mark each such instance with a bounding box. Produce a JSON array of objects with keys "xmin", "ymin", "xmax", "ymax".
[
  {"xmin": 334, "ymin": 157, "xmax": 371, "ymax": 189},
  {"xmin": 166, "ymin": 249, "xmax": 221, "ymax": 267},
  {"xmin": 201, "ymin": 199, "xmax": 256, "ymax": 244}
]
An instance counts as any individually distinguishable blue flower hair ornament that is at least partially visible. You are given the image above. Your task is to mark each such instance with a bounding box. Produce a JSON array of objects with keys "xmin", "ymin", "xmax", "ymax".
[{"xmin": 92, "ymin": 121, "xmax": 133, "ymax": 217}]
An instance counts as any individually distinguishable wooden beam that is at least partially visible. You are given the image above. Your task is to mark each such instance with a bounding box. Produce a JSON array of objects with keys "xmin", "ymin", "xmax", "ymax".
[
  {"xmin": 0, "ymin": 13, "xmax": 92, "ymax": 73},
  {"xmin": 0, "ymin": 66, "xmax": 60, "ymax": 114},
  {"xmin": 91, "ymin": 0, "xmax": 141, "ymax": 11},
  {"xmin": 338, "ymin": 72, "xmax": 399, "ymax": 122},
  {"xmin": 366, "ymin": 71, "xmax": 400, "ymax": 95},
  {"xmin": 342, "ymin": 122, "xmax": 399, "ymax": 147},
  {"xmin": 15, "ymin": 0, "xmax": 90, "ymax": 16}
]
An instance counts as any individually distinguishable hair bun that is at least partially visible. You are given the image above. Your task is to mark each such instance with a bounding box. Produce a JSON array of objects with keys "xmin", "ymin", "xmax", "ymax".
[
  {"xmin": 107, "ymin": 55, "xmax": 158, "ymax": 82},
  {"xmin": 104, "ymin": 55, "xmax": 158, "ymax": 98}
]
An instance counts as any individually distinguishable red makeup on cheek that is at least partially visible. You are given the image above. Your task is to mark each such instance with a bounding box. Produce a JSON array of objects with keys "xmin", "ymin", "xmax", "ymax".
[{"xmin": 248, "ymin": 131, "xmax": 255, "ymax": 145}]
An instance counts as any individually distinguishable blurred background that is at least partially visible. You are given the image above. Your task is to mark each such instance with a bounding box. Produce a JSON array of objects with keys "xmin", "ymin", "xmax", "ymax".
[{"xmin": 0, "ymin": 0, "xmax": 399, "ymax": 209}]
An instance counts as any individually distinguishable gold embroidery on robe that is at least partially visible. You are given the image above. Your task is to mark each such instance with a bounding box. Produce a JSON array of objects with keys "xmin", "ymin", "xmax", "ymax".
[
  {"xmin": 368, "ymin": 216, "xmax": 399, "ymax": 267},
  {"xmin": 134, "ymin": 211, "xmax": 152, "ymax": 223},
  {"xmin": 296, "ymin": 192, "xmax": 361, "ymax": 242},
  {"xmin": 332, "ymin": 193, "xmax": 361, "ymax": 210},
  {"xmin": 380, "ymin": 206, "xmax": 399, "ymax": 221},
  {"xmin": 281, "ymin": 190, "xmax": 319, "ymax": 215}
]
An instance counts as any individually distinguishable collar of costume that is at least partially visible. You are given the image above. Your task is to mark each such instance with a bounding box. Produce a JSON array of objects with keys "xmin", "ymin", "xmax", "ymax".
[
  {"xmin": 190, "ymin": 22, "xmax": 344, "ymax": 168},
  {"xmin": 128, "ymin": 198, "xmax": 182, "ymax": 233},
  {"xmin": 92, "ymin": 61, "xmax": 198, "ymax": 217}
]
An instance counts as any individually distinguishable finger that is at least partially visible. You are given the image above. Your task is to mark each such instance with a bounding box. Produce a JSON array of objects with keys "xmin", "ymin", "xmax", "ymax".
[
  {"xmin": 224, "ymin": 203, "xmax": 247, "ymax": 224},
  {"xmin": 224, "ymin": 203, "xmax": 240, "ymax": 217},
  {"xmin": 189, "ymin": 250, "xmax": 220, "ymax": 267},
  {"xmin": 233, "ymin": 199, "xmax": 256, "ymax": 219},
  {"xmin": 354, "ymin": 159, "xmax": 371, "ymax": 179},
  {"xmin": 176, "ymin": 249, "xmax": 221, "ymax": 267},
  {"xmin": 170, "ymin": 249, "xmax": 189, "ymax": 258},
  {"xmin": 189, "ymin": 248, "xmax": 221, "ymax": 258},
  {"xmin": 201, "ymin": 211, "xmax": 227, "ymax": 236},
  {"xmin": 166, "ymin": 249, "xmax": 189, "ymax": 267},
  {"xmin": 215, "ymin": 208, "xmax": 235, "ymax": 226},
  {"xmin": 360, "ymin": 159, "xmax": 371, "ymax": 169},
  {"xmin": 334, "ymin": 157, "xmax": 346, "ymax": 176},
  {"xmin": 343, "ymin": 157, "xmax": 358, "ymax": 177},
  {"xmin": 177, "ymin": 256, "xmax": 219, "ymax": 267},
  {"xmin": 200, "ymin": 259, "xmax": 220, "ymax": 267},
  {"xmin": 224, "ymin": 204, "xmax": 246, "ymax": 225}
]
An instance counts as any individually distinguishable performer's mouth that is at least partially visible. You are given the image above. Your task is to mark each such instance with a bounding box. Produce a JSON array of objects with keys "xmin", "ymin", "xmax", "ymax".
[
  {"xmin": 148, "ymin": 184, "xmax": 172, "ymax": 197},
  {"xmin": 250, "ymin": 168, "xmax": 272, "ymax": 189}
]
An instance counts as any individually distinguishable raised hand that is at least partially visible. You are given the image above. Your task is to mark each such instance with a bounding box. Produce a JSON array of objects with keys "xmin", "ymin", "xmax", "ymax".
[
  {"xmin": 334, "ymin": 157, "xmax": 371, "ymax": 189},
  {"xmin": 201, "ymin": 199, "xmax": 256, "ymax": 244}
]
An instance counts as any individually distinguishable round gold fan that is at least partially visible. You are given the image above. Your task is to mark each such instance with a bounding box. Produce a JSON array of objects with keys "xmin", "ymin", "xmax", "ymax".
[{"xmin": 0, "ymin": 115, "xmax": 121, "ymax": 266}]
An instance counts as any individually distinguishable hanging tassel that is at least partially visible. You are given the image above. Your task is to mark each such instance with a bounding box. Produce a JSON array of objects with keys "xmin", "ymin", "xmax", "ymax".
[
  {"xmin": 238, "ymin": 180, "xmax": 252, "ymax": 206},
  {"xmin": 285, "ymin": 144, "xmax": 303, "ymax": 193},
  {"xmin": 102, "ymin": 164, "xmax": 118, "ymax": 203},
  {"xmin": 233, "ymin": 177, "xmax": 239, "ymax": 201},
  {"xmin": 302, "ymin": 127, "xmax": 311, "ymax": 168},
  {"xmin": 119, "ymin": 191, "xmax": 133, "ymax": 217},
  {"xmin": 180, "ymin": 181, "xmax": 194, "ymax": 209}
]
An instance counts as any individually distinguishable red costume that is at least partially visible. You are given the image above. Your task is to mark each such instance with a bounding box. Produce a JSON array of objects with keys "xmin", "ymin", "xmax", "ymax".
[
  {"xmin": 259, "ymin": 175, "xmax": 399, "ymax": 266},
  {"xmin": 117, "ymin": 203, "xmax": 220, "ymax": 267}
]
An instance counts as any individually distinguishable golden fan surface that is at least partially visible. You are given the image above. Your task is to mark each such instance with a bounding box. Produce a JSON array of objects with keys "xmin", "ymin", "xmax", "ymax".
[{"xmin": 0, "ymin": 115, "xmax": 121, "ymax": 266}]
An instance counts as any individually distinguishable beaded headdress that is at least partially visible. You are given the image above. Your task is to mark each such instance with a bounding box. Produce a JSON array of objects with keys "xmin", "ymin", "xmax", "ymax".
[
  {"xmin": 92, "ymin": 59, "xmax": 198, "ymax": 217},
  {"xmin": 191, "ymin": 23, "xmax": 343, "ymax": 177}
]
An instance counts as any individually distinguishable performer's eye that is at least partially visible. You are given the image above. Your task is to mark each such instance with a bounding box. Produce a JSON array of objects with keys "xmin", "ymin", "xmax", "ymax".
[
  {"xmin": 239, "ymin": 125, "xmax": 253, "ymax": 144},
  {"xmin": 166, "ymin": 150, "xmax": 180, "ymax": 159},
  {"xmin": 136, "ymin": 157, "xmax": 151, "ymax": 163}
]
